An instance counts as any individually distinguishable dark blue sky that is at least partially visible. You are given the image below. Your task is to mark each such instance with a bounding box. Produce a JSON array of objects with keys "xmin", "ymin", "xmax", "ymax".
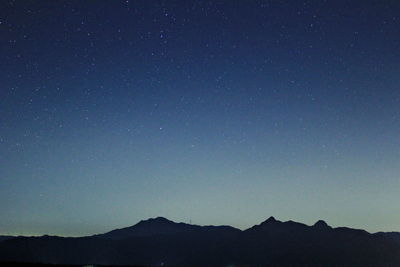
[{"xmin": 1, "ymin": 0, "xmax": 400, "ymax": 236}]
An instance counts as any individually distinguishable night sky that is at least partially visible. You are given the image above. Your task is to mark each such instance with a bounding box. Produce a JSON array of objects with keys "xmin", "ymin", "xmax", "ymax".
[{"xmin": 1, "ymin": 1, "xmax": 400, "ymax": 236}]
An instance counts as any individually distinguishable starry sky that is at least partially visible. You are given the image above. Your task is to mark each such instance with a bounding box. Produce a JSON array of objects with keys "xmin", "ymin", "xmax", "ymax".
[{"xmin": 1, "ymin": 0, "xmax": 400, "ymax": 236}]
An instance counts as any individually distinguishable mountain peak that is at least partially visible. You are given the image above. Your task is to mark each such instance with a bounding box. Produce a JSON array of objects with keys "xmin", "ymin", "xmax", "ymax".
[
  {"xmin": 140, "ymin": 217, "xmax": 173, "ymax": 224},
  {"xmin": 133, "ymin": 216, "xmax": 184, "ymax": 229},
  {"xmin": 263, "ymin": 216, "xmax": 278, "ymax": 223},
  {"xmin": 313, "ymin": 220, "xmax": 330, "ymax": 229},
  {"xmin": 253, "ymin": 216, "xmax": 280, "ymax": 228},
  {"xmin": 99, "ymin": 217, "xmax": 197, "ymax": 239}
]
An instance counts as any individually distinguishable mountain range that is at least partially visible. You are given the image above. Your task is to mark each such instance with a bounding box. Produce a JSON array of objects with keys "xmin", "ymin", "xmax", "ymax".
[{"xmin": 1, "ymin": 216, "xmax": 400, "ymax": 266}]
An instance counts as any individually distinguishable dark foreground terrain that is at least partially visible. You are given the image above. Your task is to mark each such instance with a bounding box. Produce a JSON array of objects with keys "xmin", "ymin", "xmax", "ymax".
[
  {"xmin": 1, "ymin": 217, "xmax": 400, "ymax": 267},
  {"xmin": 0, "ymin": 263, "xmax": 145, "ymax": 267}
]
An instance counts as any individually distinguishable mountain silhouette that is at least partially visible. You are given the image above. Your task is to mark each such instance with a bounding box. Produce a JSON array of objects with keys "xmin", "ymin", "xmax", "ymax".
[
  {"xmin": 1, "ymin": 217, "xmax": 400, "ymax": 266},
  {"xmin": 96, "ymin": 216, "xmax": 238, "ymax": 240}
]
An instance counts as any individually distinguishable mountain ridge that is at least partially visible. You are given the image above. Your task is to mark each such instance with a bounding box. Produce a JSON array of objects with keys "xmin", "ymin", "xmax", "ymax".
[
  {"xmin": 1, "ymin": 216, "xmax": 400, "ymax": 266},
  {"xmin": 2, "ymin": 217, "xmax": 398, "ymax": 238},
  {"xmin": 95, "ymin": 216, "xmax": 241, "ymax": 240}
]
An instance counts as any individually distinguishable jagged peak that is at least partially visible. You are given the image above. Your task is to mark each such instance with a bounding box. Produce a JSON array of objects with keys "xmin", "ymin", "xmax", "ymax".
[
  {"xmin": 259, "ymin": 216, "xmax": 280, "ymax": 225},
  {"xmin": 266, "ymin": 216, "xmax": 278, "ymax": 222}
]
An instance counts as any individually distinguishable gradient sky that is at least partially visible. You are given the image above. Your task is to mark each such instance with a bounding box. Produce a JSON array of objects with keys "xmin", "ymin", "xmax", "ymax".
[{"xmin": 1, "ymin": 0, "xmax": 400, "ymax": 236}]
